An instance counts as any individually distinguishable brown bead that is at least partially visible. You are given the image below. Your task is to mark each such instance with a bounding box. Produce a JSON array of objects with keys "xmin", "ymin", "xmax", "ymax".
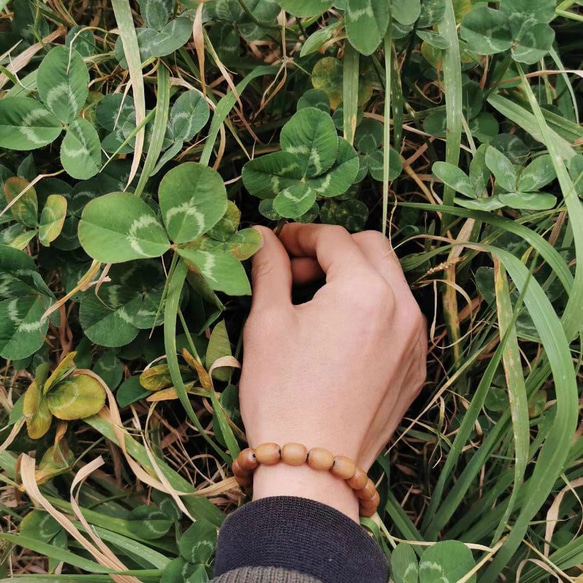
[
  {"xmin": 331, "ymin": 456, "xmax": 356, "ymax": 480},
  {"xmin": 281, "ymin": 443, "xmax": 308, "ymax": 466},
  {"xmin": 347, "ymin": 467, "xmax": 368, "ymax": 490},
  {"xmin": 359, "ymin": 492, "xmax": 380, "ymax": 518},
  {"xmin": 232, "ymin": 459, "xmax": 250, "ymax": 478},
  {"xmin": 238, "ymin": 448, "xmax": 258, "ymax": 472},
  {"xmin": 356, "ymin": 478, "xmax": 377, "ymax": 500},
  {"xmin": 254, "ymin": 442, "xmax": 281, "ymax": 465},
  {"xmin": 235, "ymin": 474, "xmax": 252, "ymax": 489},
  {"xmin": 307, "ymin": 447, "xmax": 334, "ymax": 471}
]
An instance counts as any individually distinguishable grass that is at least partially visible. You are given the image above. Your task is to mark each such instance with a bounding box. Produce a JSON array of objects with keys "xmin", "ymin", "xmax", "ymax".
[{"xmin": 0, "ymin": 0, "xmax": 582, "ymax": 581}]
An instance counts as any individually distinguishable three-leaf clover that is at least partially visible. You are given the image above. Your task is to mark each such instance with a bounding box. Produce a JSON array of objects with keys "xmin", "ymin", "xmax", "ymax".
[
  {"xmin": 242, "ymin": 107, "xmax": 359, "ymax": 219},
  {"xmin": 433, "ymin": 146, "xmax": 557, "ymax": 212},
  {"xmin": 78, "ymin": 162, "xmax": 259, "ymax": 296},
  {"xmin": 23, "ymin": 353, "xmax": 106, "ymax": 439}
]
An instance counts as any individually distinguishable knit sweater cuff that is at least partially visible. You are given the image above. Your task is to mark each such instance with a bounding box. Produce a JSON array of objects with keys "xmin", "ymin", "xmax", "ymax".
[{"xmin": 213, "ymin": 496, "xmax": 389, "ymax": 583}]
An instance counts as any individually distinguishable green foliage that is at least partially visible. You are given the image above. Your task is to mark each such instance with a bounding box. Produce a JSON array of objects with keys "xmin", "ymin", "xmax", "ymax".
[{"xmin": 1, "ymin": 0, "xmax": 581, "ymax": 581}]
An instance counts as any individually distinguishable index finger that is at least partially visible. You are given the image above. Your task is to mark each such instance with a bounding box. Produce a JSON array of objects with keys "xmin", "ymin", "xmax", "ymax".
[{"xmin": 278, "ymin": 223, "xmax": 373, "ymax": 280}]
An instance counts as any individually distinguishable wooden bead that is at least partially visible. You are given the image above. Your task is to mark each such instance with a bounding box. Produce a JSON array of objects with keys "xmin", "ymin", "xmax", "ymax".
[
  {"xmin": 347, "ymin": 467, "xmax": 368, "ymax": 490},
  {"xmin": 238, "ymin": 448, "xmax": 258, "ymax": 472},
  {"xmin": 359, "ymin": 492, "xmax": 380, "ymax": 517},
  {"xmin": 232, "ymin": 459, "xmax": 250, "ymax": 478},
  {"xmin": 356, "ymin": 478, "xmax": 377, "ymax": 500},
  {"xmin": 331, "ymin": 456, "xmax": 356, "ymax": 480},
  {"xmin": 281, "ymin": 443, "xmax": 308, "ymax": 466},
  {"xmin": 307, "ymin": 447, "xmax": 334, "ymax": 471},
  {"xmin": 254, "ymin": 442, "xmax": 281, "ymax": 465},
  {"xmin": 235, "ymin": 474, "xmax": 252, "ymax": 488}
]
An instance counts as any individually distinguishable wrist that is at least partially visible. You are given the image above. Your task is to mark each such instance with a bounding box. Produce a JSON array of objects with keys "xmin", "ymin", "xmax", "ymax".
[{"xmin": 252, "ymin": 463, "xmax": 360, "ymax": 522}]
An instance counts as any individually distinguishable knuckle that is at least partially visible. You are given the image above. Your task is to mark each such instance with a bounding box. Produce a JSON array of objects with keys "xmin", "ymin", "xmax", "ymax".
[
  {"xmin": 351, "ymin": 276, "xmax": 394, "ymax": 313},
  {"xmin": 353, "ymin": 230, "xmax": 387, "ymax": 247}
]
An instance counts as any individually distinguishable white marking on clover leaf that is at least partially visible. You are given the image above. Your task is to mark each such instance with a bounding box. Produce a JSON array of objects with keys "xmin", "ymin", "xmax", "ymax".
[
  {"xmin": 281, "ymin": 187, "xmax": 310, "ymax": 203},
  {"xmin": 20, "ymin": 319, "xmax": 44, "ymax": 333},
  {"xmin": 116, "ymin": 307, "xmax": 135, "ymax": 325},
  {"xmin": 271, "ymin": 176, "xmax": 280, "ymax": 195},
  {"xmin": 309, "ymin": 148, "xmax": 322, "ymax": 174},
  {"xmin": 165, "ymin": 201, "xmax": 205, "ymax": 234},
  {"xmin": 127, "ymin": 215, "xmax": 162, "ymax": 257},
  {"xmin": 170, "ymin": 111, "xmax": 193, "ymax": 138},
  {"xmin": 50, "ymin": 381, "xmax": 80, "ymax": 413},
  {"xmin": 285, "ymin": 145, "xmax": 310, "ymax": 155},
  {"xmin": 314, "ymin": 173, "xmax": 332, "ymax": 193},
  {"xmin": 7, "ymin": 298, "xmax": 20, "ymax": 324},
  {"xmin": 403, "ymin": 564, "xmax": 418, "ymax": 578},
  {"xmin": 107, "ymin": 285, "xmax": 122, "ymax": 308},
  {"xmin": 46, "ymin": 82, "xmax": 80, "ymax": 118},
  {"xmin": 137, "ymin": 308, "xmax": 157, "ymax": 318},
  {"xmin": 279, "ymin": 162, "xmax": 301, "ymax": 175},
  {"xmin": 20, "ymin": 108, "xmax": 53, "ymax": 146},
  {"xmin": 347, "ymin": 3, "xmax": 375, "ymax": 19},
  {"xmin": 196, "ymin": 251, "xmax": 218, "ymax": 283}
]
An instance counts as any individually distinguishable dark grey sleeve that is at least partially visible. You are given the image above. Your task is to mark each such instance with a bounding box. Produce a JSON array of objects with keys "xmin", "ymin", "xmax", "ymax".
[{"xmin": 210, "ymin": 496, "xmax": 389, "ymax": 583}]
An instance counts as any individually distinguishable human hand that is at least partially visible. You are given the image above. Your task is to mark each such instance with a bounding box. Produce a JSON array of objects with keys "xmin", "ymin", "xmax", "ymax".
[{"xmin": 239, "ymin": 224, "xmax": 427, "ymax": 521}]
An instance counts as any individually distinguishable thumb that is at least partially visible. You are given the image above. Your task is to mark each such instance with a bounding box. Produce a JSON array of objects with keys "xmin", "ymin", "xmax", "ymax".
[{"xmin": 250, "ymin": 226, "xmax": 292, "ymax": 309}]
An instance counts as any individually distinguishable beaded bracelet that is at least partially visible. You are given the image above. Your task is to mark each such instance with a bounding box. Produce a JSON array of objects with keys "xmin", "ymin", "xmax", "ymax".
[{"xmin": 232, "ymin": 442, "xmax": 380, "ymax": 518}]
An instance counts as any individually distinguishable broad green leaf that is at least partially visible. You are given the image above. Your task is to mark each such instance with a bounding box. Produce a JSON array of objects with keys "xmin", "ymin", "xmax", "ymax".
[
  {"xmin": 433, "ymin": 162, "xmax": 476, "ymax": 198},
  {"xmin": 46, "ymin": 374, "xmax": 106, "ymax": 420},
  {"xmin": 135, "ymin": 17, "xmax": 193, "ymax": 60},
  {"xmin": 65, "ymin": 25, "xmax": 96, "ymax": 57},
  {"xmin": 391, "ymin": 0, "xmax": 421, "ymax": 26},
  {"xmin": 485, "ymin": 146, "xmax": 516, "ymax": 192},
  {"xmin": 79, "ymin": 192, "xmax": 171, "ymax": 262},
  {"xmin": 298, "ymin": 89, "xmax": 331, "ymax": 113},
  {"xmin": 37, "ymin": 46, "xmax": 89, "ymax": 124},
  {"xmin": 23, "ymin": 380, "xmax": 52, "ymax": 439},
  {"xmin": 127, "ymin": 505, "xmax": 173, "ymax": 540},
  {"xmin": 0, "ymin": 98, "xmax": 62, "ymax": 151},
  {"xmin": 60, "ymin": 118, "xmax": 102, "ymax": 180},
  {"xmin": 138, "ymin": 0, "xmax": 173, "ymax": 29},
  {"xmin": 206, "ymin": 321, "xmax": 232, "ymax": 381},
  {"xmin": 419, "ymin": 541, "xmax": 476, "ymax": 583},
  {"xmin": 169, "ymin": 90, "xmax": 210, "ymax": 142},
  {"xmin": 208, "ymin": 201, "xmax": 240, "ymax": 241},
  {"xmin": 354, "ymin": 119, "xmax": 383, "ymax": 154},
  {"xmin": 417, "ymin": 0, "xmax": 446, "ymax": 28},
  {"xmin": 242, "ymin": 152, "xmax": 303, "ymax": 200},
  {"xmin": 417, "ymin": 30, "xmax": 450, "ymax": 49},
  {"xmin": 391, "ymin": 543, "xmax": 419, "ymax": 583},
  {"xmin": 159, "ymin": 162, "xmax": 228, "ymax": 244},
  {"xmin": 512, "ymin": 23, "xmax": 555, "ymax": 65},
  {"xmin": 300, "ymin": 25, "xmax": 339, "ymax": 58},
  {"xmin": 569, "ymin": 154, "xmax": 583, "ymax": 196},
  {"xmin": 368, "ymin": 148, "xmax": 402, "ymax": 182},
  {"xmin": 0, "ymin": 295, "xmax": 51, "ymax": 361},
  {"xmin": 206, "ymin": 0, "xmax": 280, "ymax": 41},
  {"xmin": 140, "ymin": 364, "xmax": 176, "ymax": 391},
  {"xmin": 227, "ymin": 228, "xmax": 262, "ymax": 260},
  {"xmin": 178, "ymin": 250, "xmax": 251, "ymax": 295},
  {"xmin": 274, "ymin": 182, "xmax": 315, "ymax": 218},
  {"xmin": 117, "ymin": 376, "xmax": 151, "ymax": 407},
  {"xmin": 275, "ymin": 0, "xmax": 332, "ymax": 16},
  {"xmin": 93, "ymin": 351, "xmax": 124, "ymax": 390},
  {"xmin": 518, "ymin": 154, "xmax": 556, "ymax": 192},
  {"xmin": 179, "ymin": 519, "xmax": 217, "ymax": 563},
  {"xmin": 43, "ymin": 351, "xmax": 77, "ymax": 395},
  {"xmin": 460, "ymin": 7, "xmax": 512, "ymax": 55},
  {"xmin": 39, "ymin": 194, "xmax": 67, "ymax": 246},
  {"xmin": 280, "ymin": 107, "xmax": 338, "ymax": 177},
  {"xmin": 0, "ymin": 245, "xmax": 41, "ymax": 298},
  {"xmin": 96, "ymin": 93, "xmax": 136, "ymax": 153},
  {"xmin": 35, "ymin": 443, "xmax": 75, "ymax": 484},
  {"xmin": 311, "ymin": 138, "xmax": 359, "ymax": 196},
  {"xmin": 311, "ymin": 57, "xmax": 343, "ymax": 109},
  {"xmin": 79, "ymin": 290, "xmax": 140, "ymax": 348},
  {"xmin": 498, "ymin": 191, "xmax": 557, "ymax": 210},
  {"xmin": 3, "ymin": 176, "xmax": 38, "ymax": 227},
  {"xmin": 455, "ymin": 195, "xmax": 505, "ymax": 211},
  {"xmin": 20, "ymin": 511, "xmax": 62, "ymax": 543},
  {"xmin": 346, "ymin": 0, "xmax": 390, "ymax": 55}
]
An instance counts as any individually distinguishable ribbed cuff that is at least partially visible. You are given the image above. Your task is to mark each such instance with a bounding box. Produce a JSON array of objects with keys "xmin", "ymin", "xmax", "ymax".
[{"xmin": 213, "ymin": 497, "xmax": 389, "ymax": 583}]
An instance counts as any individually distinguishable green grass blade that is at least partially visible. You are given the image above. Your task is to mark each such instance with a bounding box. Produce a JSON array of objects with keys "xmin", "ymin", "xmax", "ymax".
[
  {"xmin": 382, "ymin": 28, "xmax": 392, "ymax": 236},
  {"xmin": 111, "ymin": 0, "xmax": 146, "ymax": 187},
  {"xmin": 134, "ymin": 63, "xmax": 170, "ymax": 198},
  {"xmin": 342, "ymin": 43, "xmax": 359, "ymax": 146}
]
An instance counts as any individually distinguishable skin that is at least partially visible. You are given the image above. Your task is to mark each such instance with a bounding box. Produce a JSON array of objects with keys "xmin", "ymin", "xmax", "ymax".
[{"xmin": 240, "ymin": 224, "xmax": 427, "ymax": 522}]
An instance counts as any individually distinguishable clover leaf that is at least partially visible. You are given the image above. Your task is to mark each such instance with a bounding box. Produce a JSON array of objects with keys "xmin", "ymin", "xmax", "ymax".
[
  {"xmin": 433, "ymin": 147, "xmax": 557, "ymax": 211},
  {"xmin": 242, "ymin": 107, "xmax": 359, "ymax": 219},
  {"xmin": 23, "ymin": 354, "xmax": 106, "ymax": 439}
]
